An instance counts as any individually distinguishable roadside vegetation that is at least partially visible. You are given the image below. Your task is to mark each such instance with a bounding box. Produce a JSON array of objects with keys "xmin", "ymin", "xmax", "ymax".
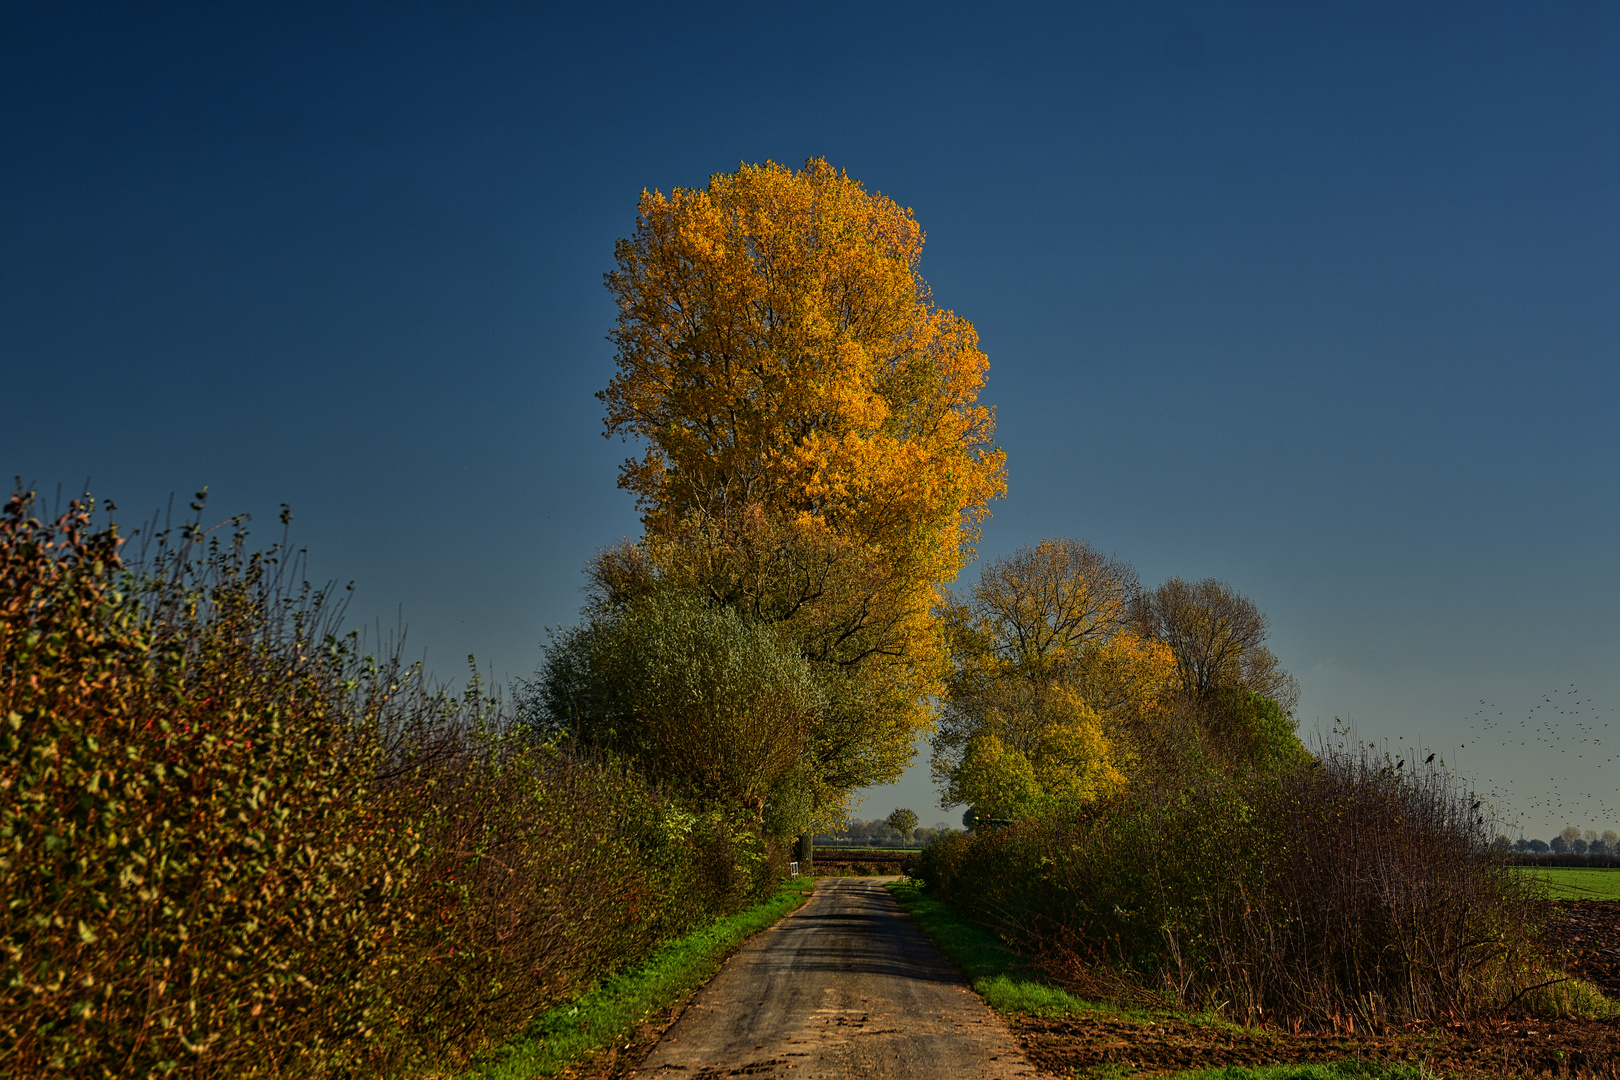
[
  {"xmin": 892, "ymin": 874, "xmax": 1619, "ymax": 1079},
  {"xmin": 910, "ymin": 537, "xmax": 1589, "ymax": 1034},
  {"xmin": 887, "ymin": 881, "xmax": 1116, "ymax": 1020},
  {"xmin": 0, "ymin": 491, "xmax": 805, "ymax": 1077},
  {"xmin": 891, "ymin": 538, "xmax": 1620, "ymax": 1076}
]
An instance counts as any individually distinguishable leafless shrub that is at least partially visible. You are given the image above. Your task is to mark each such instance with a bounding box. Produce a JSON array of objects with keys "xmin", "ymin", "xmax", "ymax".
[{"xmin": 1194, "ymin": 748, "xmax": 1549, "ymax": 1029}]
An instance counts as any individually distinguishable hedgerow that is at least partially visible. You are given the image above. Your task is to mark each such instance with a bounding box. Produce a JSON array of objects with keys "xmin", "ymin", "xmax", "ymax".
[{"xmin": 0, "ymin": 490, "xmax": 777, "ymax": 1077}]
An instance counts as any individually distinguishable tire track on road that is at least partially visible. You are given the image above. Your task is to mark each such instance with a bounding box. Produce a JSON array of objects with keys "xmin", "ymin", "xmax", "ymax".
[{"xmin": 630, "ymin": 877, "xmax": 1043, "ymax": 1079}]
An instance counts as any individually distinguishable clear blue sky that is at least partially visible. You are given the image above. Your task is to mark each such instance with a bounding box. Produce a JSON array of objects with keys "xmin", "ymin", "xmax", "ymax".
[{"xmin": 4, "ymin": 3, "xmax": 1615, "ymax": 837}]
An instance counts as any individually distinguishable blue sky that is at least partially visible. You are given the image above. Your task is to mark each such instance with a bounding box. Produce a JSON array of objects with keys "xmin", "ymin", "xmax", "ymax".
[{"xmin": 3, "ymin": 2, "xmax": 1616, "ymax": 836}]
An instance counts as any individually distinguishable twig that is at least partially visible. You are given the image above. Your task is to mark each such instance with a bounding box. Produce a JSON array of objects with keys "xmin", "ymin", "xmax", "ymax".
[{"xmin": 1498, "ymin": 976, "xmax": 1569, "ymax": 1013}]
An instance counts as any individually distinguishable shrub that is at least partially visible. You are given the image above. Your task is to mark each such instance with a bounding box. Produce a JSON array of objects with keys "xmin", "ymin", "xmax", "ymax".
[
  {"xmin": 521, "ymin": 588, "xmax": 822, "ymax": 831},
  {"xmin": 919, "ymin": 747, "xmax": 1549, "ymax": 1029},
  {"xmin": 0, "ymin": 491, "xmax": 416, "ymax": 1075}
]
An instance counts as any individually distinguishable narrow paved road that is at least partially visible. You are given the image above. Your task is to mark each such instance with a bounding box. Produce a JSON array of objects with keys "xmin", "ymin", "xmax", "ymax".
[{"xmin": 630, "ymin": 877, "xmax": 1042, "ymax": 1079}]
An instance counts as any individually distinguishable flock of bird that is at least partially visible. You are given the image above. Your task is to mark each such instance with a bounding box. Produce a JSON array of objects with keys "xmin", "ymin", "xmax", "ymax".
[{"xmin": 1448, "ymin": 684, "xmax": 1619, "ymax": 839}]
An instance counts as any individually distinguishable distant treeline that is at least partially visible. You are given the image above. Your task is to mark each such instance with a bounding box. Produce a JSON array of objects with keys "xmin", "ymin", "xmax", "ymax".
[
  {"xmin": 1500, "ymin": 828, "xmax": 1620, "ymax": 857},
  {"xmin": 815, "ymin": 815, "xmax": 958, "ymax": 849},
  {"xmin": 1508, "ymin": 852, "xmax": 1620, "ymax": 869}
]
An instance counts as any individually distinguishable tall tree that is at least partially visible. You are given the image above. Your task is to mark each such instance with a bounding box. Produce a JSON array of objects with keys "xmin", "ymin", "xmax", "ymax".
[
  {"xmin": 1129, "ymin": 577, "xmax": 1309, "ymax": 775},
  {"xmin": 952, "ymin": 538, "xmax": 1141, "ymax": 682},
  {"xmin": 597, "ymin": 158, "xmax": 1006, "ymax": 795}
]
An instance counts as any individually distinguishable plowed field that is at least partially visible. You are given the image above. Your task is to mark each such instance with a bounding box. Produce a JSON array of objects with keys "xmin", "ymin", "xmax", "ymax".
[{"xmin": 1010, "ymin": 899, "xmax": 1620, "ymax": 1079}]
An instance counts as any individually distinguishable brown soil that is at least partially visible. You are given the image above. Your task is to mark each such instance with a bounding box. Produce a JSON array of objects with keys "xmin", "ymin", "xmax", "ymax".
[
  {"xmin": 1546, "ymin": 900, "xmax": 1620, "ymax": 997},
  {"xmin": 1011, "ymin": 1014, "xmax": 1620, "ymax": 1078},
  {"xmin": 1009, "ymin": 900, "xmax": 1620, "ymax": 1079}
]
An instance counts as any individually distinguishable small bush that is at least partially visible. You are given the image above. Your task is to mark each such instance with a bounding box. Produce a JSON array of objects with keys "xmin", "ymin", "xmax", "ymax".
[{"xmin": 520, "ymin": 588, "xmax": 821, "ymax": 829}]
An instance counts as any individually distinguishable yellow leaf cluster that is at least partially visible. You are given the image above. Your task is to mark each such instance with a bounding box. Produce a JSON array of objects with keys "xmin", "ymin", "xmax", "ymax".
[
  {"xmin": 936, "ymin": 539, "xmax": 1175, "ymax": 812},
  {"xmin": 602, "ymin": 159, "xmax": 1003, "ymax": 573}
]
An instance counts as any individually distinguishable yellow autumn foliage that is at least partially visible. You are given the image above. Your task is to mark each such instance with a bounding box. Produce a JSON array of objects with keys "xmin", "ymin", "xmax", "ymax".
[
  {"xmin": 943, "ymin": 683, "xmax": 1128, "ymax": 817},
  {"xmin": 936, "ymin": 539, "xmax": 1175, "ymax": 813}
]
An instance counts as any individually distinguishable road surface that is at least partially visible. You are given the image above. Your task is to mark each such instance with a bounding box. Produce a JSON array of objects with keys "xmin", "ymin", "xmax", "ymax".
[{"xmin": 630, "ymin": 877, "xmax": 1042, "ymax": 1079}]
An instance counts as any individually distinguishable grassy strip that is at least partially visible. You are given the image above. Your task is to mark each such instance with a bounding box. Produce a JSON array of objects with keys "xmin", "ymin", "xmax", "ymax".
[
  {"xmin": 468, "ymin": 878, "xmax": 816, "ymax": 1079},
  {"xmin": 885, "ymin": 881, "xmax": 1123, "ymax": 1019},
  {"xmin": 1517, "ymin": 866, "xmax": 1620, "ymax": 900},
  {"xmin": 1160, "ymin": 1065, "xmax": 1418, "ymax": 1080}
]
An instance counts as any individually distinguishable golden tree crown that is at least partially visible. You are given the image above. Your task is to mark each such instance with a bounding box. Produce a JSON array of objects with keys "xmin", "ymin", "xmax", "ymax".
[{"xmin": 600, "ymin": 158, "xmax": 1006, "ymax": 586}]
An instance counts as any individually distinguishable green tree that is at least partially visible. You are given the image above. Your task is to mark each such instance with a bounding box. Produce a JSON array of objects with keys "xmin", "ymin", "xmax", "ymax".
[
  {"xmin": 1200, "ymin": 685, "xmax": 1312, "ymax": 774},
  {"xmin": 1129, "ymin": 576, "xmax": 1310, "ymax": 777},
  {"xmin": 886, "ymin": 807, "xmax": 919, "ymax": 839},
  {"xmin": 526, "ymin": 589, "xmax": 823, "ymax": 831},
  {"xmin": 944, "ymin": 733, "xmax": 1044, "ymax": 821}
]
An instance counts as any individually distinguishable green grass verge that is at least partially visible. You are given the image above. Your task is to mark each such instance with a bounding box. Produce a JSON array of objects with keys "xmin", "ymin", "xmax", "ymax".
[
  {"xmin": 1518, "ymin": 865, "xmax": 1620, "ymax": 900},
  {"xmin": 885, "ymin": 880, "xmax": 1127, "ymax": 1019},
  {"xmin": 1157, "ymin": 1064, "xmax": 1419, "ymax": 1080},
  {"xmin": 466, "ymin": 877, "xmax": 816, "ymax": 1079}
]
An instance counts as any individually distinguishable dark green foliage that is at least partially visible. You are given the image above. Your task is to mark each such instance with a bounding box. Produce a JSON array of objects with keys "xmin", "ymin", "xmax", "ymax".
[
  {"xmin": 521, "ymin": 588, "xmax": 823, "ymax": 832},
  {"xmin": 1201, "ymin": 687, "xmax": 1312, "ymax": 775}
]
